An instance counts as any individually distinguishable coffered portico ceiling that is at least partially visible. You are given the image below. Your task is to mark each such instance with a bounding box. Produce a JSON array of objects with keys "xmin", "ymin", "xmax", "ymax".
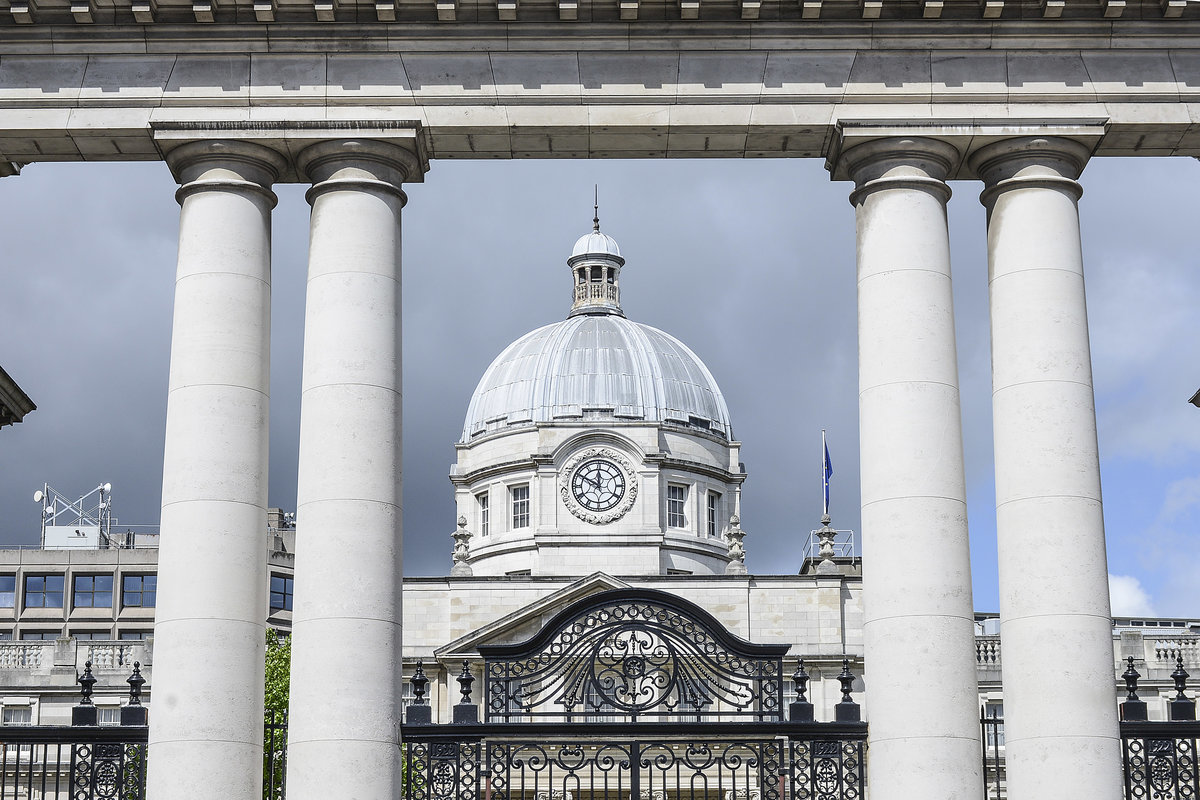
[{"xmin": 1, "ymin": 4, "xmax": 1199, "ymax": 164}]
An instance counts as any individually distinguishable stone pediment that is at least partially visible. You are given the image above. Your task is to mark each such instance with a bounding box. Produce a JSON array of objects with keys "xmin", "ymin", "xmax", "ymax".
[{"xmin": 434, "ymin": 572, "xmax": 630, "ymax": 661}]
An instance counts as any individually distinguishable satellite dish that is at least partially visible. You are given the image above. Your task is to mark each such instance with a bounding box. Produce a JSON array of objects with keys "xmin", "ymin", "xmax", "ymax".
[{"xmin": 33, "ymin": 490, "xmax": 44, "ymax": 503}]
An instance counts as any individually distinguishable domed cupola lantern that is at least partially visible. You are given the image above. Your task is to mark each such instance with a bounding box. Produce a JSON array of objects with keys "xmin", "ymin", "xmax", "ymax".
[{"xmin": 568, "ymin": 200, "xmax": 625, "ymax": 317}]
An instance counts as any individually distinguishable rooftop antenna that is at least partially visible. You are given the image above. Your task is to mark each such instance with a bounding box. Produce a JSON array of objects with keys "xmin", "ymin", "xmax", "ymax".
[
  {"xmin": 593, "ymin": 185, "xmax": 600, "ymax": 232},
  {"xmin": 34, "ymin": 482, "xmax": 114, "ymax": 549}
]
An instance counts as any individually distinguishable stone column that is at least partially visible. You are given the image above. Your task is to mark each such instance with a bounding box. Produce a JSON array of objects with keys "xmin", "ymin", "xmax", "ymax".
[
  {"xmin": 149, "ymin": 140, "xmax": 285, "ymax": 800},
  {"xmin": 287, "ymin": 139, "xmax": 421, "ymax": 799},
  {"xmin": 972, "ymin": 137, "xmax": 1120, "ymax": 800},
  {"xmin": 838, "ymin": 137, "xmax": 983, "ymax": 800}
]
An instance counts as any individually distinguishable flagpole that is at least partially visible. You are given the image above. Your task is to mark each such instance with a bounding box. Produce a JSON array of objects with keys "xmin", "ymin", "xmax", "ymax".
[{"xmin": 821, "ymin": 428, "xmax": 828, "ymax": 517}]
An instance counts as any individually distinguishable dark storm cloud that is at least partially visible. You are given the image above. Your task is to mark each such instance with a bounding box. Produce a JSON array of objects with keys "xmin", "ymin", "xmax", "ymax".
[{"xmin": 1, "ymin": 157, "xmax": 1197, "ymax": 614}]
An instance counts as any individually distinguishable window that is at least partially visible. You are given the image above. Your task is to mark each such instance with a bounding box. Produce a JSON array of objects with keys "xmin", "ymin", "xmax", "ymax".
[
  {"xmin": 24, "ymin": 576, "xmax": 64, "ymax": 609},
  {"xmin": 119, "ymin": 631, "xmax": 150, "ymax": 641},
  {"xmin": 73, "ymin": 575, "xmax": 114, "ymax": 609},
  {"xmin": 270, "ymin": 576, "xmax": 294, "ymax": 612},
  {"xmin": 97, "ymin": 707, "xmax": 121, "ymax": 727},
  {"xmin": 19, "ymin": 632, "xmax": 57, "ymax": 641},
  {"xmin": 477, "ymin": 493, "xmax": 490, "ymax": 537},
  {"xmin": 122, "ymin": 575, "xmax": 156, "ymax": 608},
  {"xmin": 707, "ymin": 492, "xmax": 721, "ymax": 537},
  {"xmin": 0, "ymin": 576, "xmax": 14, "ymax": 609},
  {"xmin": 1, "ymin": 707, "xmax": 31, "ymax": 726},
  {"xmin": 982, "ymin": 703, "xmax": 1005, "ymax": 748},
  {"xmin": 511, "ymin": 485, "xmax": 530, "ymax": 529},
  {"xmin": 71, "ymin": 632, "xmax": 111, "ymax": 641},
  {"xmin": 0, "ymin": 633, "xmax": 11, "ymax": 641},
  {"xmin": 667, "ymin": 485, "xmax": 688, "ymax": 528}
]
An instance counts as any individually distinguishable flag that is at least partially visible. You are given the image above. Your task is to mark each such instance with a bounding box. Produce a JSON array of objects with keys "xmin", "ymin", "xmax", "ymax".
[{"xmin": 822, "ymin": 437, "xmax": 833, "ymax": 516}]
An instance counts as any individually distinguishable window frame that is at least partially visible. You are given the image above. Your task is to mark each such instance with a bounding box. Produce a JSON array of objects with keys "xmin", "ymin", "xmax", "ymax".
[
  {"xmin": 121, "ymin": 574, "xmax": 157, "ymax": 609},
  {"xmin": 510, "ymin": 484, "xmax": 530, "ymax": 530},
  {"xmin": 72, "ymin": 574, "xmax": 114, "ymax": 610},
  {"xmin": 23, "ymin": 575, "xmax": 64, "ymax": 609},
  {"xmin": 1, "ymin": 706, "xmax": 31, "ymax": 726},
  {"xmin": 269, "ymin": 575, "xmax": 294, "ymax": 612},
  {"xmin": 0, "ymin": 575, "xmax": 16, "ymax": 609},
  {"xmin": 667, "ymin": 484, "xmax": 688, "ymax": 529},
  {"xmin": 477, "ymin": 491, "xmax": 490, "ymax": 537},
  {"xmin": 706, "ymin": 491, "xmax": 721, "ymax": 537}
]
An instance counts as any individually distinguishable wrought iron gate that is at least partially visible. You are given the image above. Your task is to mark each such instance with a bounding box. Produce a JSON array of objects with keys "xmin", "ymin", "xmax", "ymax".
[{"xmin": 402, "ymin": 588, "xmax": 866, "ymax": 800}]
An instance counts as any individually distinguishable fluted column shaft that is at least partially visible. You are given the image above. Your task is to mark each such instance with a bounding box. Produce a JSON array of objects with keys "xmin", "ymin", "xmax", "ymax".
[
  {"xmin": 149, "ymin": 140, "xmax": 285, "ymax": 800},
  {"xmin": 287, "ymin": 139, "xmax": 420, "ymax": 800},
  {"xmin": 841, "ymin": 137, "xmax": 983, "ymax": 800},
  {"xmin": 973, "ymin": 136, "xmax": 1120, "ymax": 800}
]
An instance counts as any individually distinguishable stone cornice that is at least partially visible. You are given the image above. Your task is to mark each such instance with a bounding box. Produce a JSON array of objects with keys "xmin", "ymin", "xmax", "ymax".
[
  {"xmin": 0, "ymin": 365, "xmax": 35, "ymax": 429},
  {"xmin": 2, "ymin": 1, "xmax": 1199, "ymax": 29}
]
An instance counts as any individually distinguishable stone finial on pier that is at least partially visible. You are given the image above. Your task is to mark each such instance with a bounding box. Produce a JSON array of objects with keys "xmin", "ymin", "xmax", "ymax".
[
  {"xmin": 724, "ymin": 515, "xmax": 747, "ymax": 575},
  {"xmin": 451, "ymin": 516, "xmax": 473, "ymax": 577}
]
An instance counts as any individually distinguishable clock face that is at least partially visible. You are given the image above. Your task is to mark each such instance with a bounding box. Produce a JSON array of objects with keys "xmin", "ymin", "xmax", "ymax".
[{"xmin": 571, "ymin": 459, "xmax": 626, "ymax": 512}]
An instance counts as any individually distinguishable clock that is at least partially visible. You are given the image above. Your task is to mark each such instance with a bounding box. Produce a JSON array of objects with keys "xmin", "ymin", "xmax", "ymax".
[
  {"xmin": 560, "ymin": 447, "xmax": 639, "ymax": 525},
  {"xmin": 571, "ymin": 458, "xmax": 626, "ymax": 512}
]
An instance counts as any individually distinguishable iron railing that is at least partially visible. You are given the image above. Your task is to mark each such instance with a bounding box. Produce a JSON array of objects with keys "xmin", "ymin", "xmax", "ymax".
[
  {"xmin": 265, "ymin": 710, "xmax": 288, "ymax": 800},
  {"xmin": 0, "ymin": 724, "xmax": 147, "ymax": 800},
  {"xmin": 1121, "ymin": 721, "xmax": 1200, "ymax": 799},
  {"xmin": 979, "ymin": 706, "xmax": 1005, "ymax": 799},
  {"xmin": 403, "ymin": 722, "xmax": 867, "ymax": 800}
]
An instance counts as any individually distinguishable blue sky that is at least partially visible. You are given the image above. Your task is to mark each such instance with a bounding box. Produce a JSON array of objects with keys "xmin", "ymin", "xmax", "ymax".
[{"xmin": 0, "ymin": 154, "xmax": 1195, "ymax": 617}]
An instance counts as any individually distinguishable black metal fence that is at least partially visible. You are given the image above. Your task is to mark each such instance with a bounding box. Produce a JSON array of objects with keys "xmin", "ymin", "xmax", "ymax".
[
  {"xmin": 0, "ymin": 725, "xmax": 147, "ymax": 800},
  {"xmin": 0, "ymin": 660, "xmax": 150, "ymax": 800},
  {"xmin": 979, "ymin": 657, "xmax": 1200, "ymax": 800},
  {"xmin": 265, "ymin": 710, "xmax": 289, "ymax": 800},
  {"xmin": 403, "ymin": 722, "xmax": 867, "ymax": 800},
  {"xmin": 979, "ymin": 706, "xmax": 1004, "ymax": 799}
]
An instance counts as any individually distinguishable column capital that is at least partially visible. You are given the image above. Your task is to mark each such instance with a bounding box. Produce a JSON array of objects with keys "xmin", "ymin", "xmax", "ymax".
[
  {"xmin": 836, "ymin": 137, "xmax": 959, "ymax": 206},
  {"xmin": 165, "ymin": 140, "xmax": 287, "ymax": 207},
  {"xmin": 970, "ymin": 136, "xmax": 1091, "ymax": 205},
  {"xmin": 298, "ymin": 139, "xmax": 424, "ymax": 206}
]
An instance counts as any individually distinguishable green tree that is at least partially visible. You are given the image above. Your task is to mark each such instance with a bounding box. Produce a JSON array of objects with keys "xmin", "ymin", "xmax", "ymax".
[
  {"xmin": 264, "ymin": 629, "xmax": 290, "ymax": 800},
  {"xmin": 265, "ymin": 629, "xmax": 291, "ymax": 713}
]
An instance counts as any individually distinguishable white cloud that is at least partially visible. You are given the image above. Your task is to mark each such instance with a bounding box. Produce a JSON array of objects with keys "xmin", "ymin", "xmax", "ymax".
[{"xmin": 1109, "ymin": 574, "xmax": 1157, "ymax": 617}]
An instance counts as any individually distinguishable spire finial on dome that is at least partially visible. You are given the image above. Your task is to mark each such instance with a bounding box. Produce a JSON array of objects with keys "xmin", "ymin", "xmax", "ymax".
[{"xmin": 568, "ymin": 199, "xmax": 626, "ymax": 318}]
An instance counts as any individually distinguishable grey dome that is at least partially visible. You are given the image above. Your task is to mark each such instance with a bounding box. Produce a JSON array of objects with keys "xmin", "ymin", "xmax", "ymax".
[
  {"xmin": 461, "ymin": 314, "xmax": 732, "ymax": 441},
  {"xmin": 571, "ymin": 231, "xmax": 622, "ymax": 260}
]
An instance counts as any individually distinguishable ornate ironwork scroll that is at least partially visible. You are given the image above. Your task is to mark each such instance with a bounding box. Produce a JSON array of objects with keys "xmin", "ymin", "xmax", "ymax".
[
  {"xmin": 487, "ymin": 741, "xmax": 633, "ymax": 800},
  {"xmin": 71, "ymin": 741, "xmax": 146, "ymax": 800},
  {"xmin": 1123, "ymin": 735, "xmax": 1199, "ymax": 800},
  {"xmin": 790, "ymin": 739, "xmax": 864, "ymax": 800},
  {"xmin": 639, "ymin": 740, "xmax": 781, "ymax": 800},
  {"xmin": 406, "ymin": 741, "xmax": 481, "ymax": 800},
  {"xmin": 479, "ymin": 588, "xmax": 786, "ymax": 722}
]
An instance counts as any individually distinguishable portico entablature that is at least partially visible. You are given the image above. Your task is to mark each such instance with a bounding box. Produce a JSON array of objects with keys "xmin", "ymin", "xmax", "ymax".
[{"xmin": 0, "ymin": 20, "xmax": 1199, "ymax": 163}]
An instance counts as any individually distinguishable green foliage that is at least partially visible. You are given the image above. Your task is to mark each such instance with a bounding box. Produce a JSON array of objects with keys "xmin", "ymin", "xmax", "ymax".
[
  {"xmin": 265, "ymin": 629, "xmax": 291, "ymax": 713},
  {"xmin": 264, "ymin": 630, "xmax": 291, "ymax": 800}
]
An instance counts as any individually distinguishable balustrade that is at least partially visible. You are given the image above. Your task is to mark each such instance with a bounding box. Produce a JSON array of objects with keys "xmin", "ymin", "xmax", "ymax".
[{"xmin": 574, "ymin": 283, "xmax": 618, "ymax": 304}]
